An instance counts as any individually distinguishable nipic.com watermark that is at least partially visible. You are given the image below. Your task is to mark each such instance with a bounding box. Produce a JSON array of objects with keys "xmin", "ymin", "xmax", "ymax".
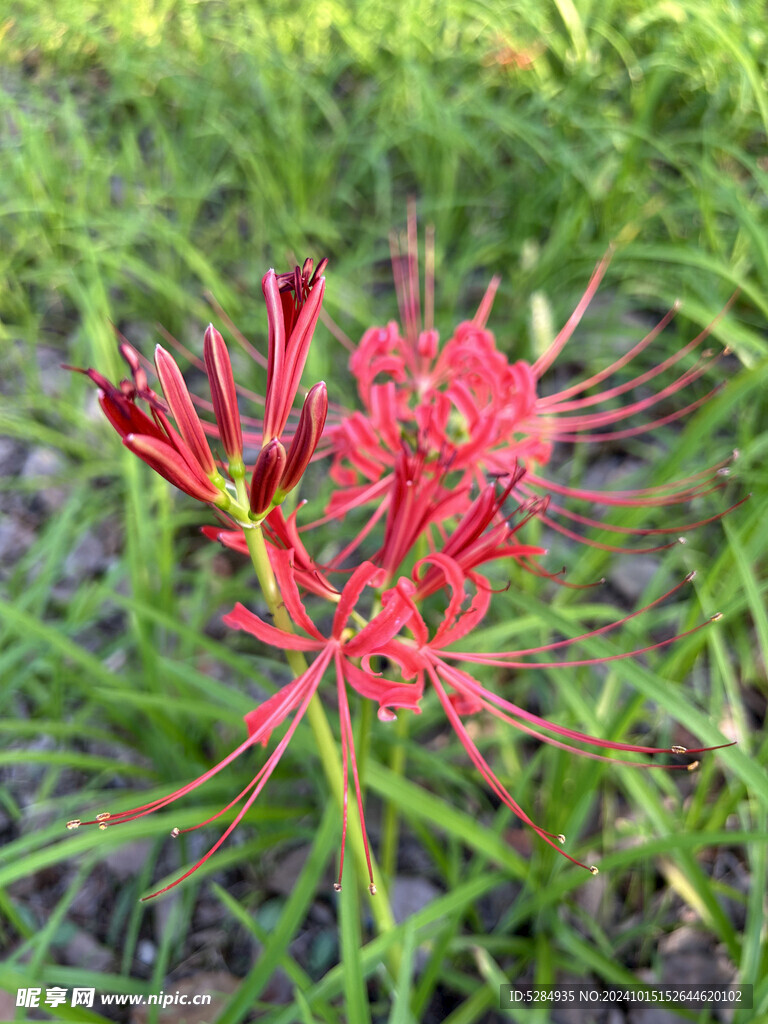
[
  {"xmin": 16, "ymin": 987, "xmax": 213, "ymax": 1011},
  {"xmin": 499, "ymin": 984, "xmax": 753, "ymax": 1011}
]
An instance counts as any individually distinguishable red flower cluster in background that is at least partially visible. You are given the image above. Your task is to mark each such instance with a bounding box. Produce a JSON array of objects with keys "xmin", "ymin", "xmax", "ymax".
[{"xmin": 70, "ymin": 217, "xmax": 740, "ymax": 898}]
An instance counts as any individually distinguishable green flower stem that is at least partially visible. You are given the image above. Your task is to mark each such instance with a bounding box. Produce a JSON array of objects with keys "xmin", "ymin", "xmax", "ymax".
[{"xmin": 240, "ymin": 522, "xmax": 399, "ymax": 961}]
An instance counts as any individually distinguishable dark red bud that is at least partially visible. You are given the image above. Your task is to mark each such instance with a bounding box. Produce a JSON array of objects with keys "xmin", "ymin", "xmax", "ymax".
[
  {"xmin": 155, "ymin": 345, "xmax": 216, "ymax": 475},
  {"xmin": 98, "ymin": 390, "xmax": 167, "ymax": 442},
  {"xmin": 119, "ymin": 342, "xmax": 150, "ymax": 395},
  {"xmin": 123, "ymin": 434, "xmax": 223, "ymax": 503},
  {"xmin": 203, "ymin": 325, "xmax": 243, "ymax": 462},
  {"xmin": 279, "ymin": 381, "xmax": 328, "ymax": 496},
  {"xmin": 263, "ymin": 271, "xmax": 326, "ymax": 441},
  {"xmin": 262, "ymin": 271, "xmax": 286, "ymax": 442},
  {"xmin": 250, "ymin": 438, "xmax": 287, "ymax": 516}
]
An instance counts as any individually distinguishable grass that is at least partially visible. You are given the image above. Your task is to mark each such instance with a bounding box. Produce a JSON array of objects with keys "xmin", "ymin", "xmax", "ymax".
[{"xmin": 1, "ymin": 1, "xmax": 767, "ymax": 1021}]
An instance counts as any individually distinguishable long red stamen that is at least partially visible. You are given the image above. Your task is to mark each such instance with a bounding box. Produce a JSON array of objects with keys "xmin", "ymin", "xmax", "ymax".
[
  {"xmin": 524, "ymin": 469, "xmax": 727, "ymax": 507},
  {"xmin": 424, "ymin": 223, "xmax": 436, "ymax": 333},
  {"xmin": 454, "ymin": 681, "xmax": 720, "ymax": 768},
  {"xmin": 533, "ymin": 494, "xmax": 750, "ymax": 538},
  {"xmin": 536, "ymin": 511, "xmax": 684, "ymax": 554},
  {"xmin": 441, "ymin": 614, "xmax": 720, "ymax": 669},
  {"xmin": 79, "ymin": 654, "xmax": 331, "ymax": 832},
  {"xmin": 538, "ymin": 384, "xmax": 723, "ymax": 443},
  {"xmin": 537, "ymin": 350, "xmax": 724, "ymax": 427},
  {"xmin": 532, "ymin": 251, "xmax": 613, "ymax": 378},
  {"xmin": 537, "ymin": 303, "xmax": 681, "ymax": 407},
  {"xmin": 436, "ymin": 660, "xmax": 734, "ymax": 758},
  {"xmin": 517, "ymin": 558, "xmax": 606, "ymax": 590},
  {"xmin": 140, "ymin": 675, "xmax": 322, "ymax": 901},
  {"xmin": 429, "ymin": 666, "xmax": 597, "ymax": 872}
]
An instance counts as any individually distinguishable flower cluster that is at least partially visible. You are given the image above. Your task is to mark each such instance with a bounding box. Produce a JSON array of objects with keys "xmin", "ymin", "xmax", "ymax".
[
  {"xmin": 69, "ymin": 260, "xmax": 328, "ymax": 522},
  {"xmin": 69, "ymin": 221, "xmax": 738, "ymax": 899}
]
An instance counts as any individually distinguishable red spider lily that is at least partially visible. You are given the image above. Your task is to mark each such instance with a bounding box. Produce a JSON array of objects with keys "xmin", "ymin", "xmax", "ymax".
[
  {"xmin": 223, "ymin": 554, "xmax": 423, "ymax": 891},
  {"xmin": 278, "ymin": 381, "xmax": 329, "ymax": 498},
  {"xmin": 68, "ymin": 352, "xmax": 226, "ymax": 505},
  {"xmin": 66, "ymin": 557, "xmax": 420, "ymax": 900},
  {"xmin": 72, "ymin": 306, "xmax": 329, "ymax": 519},
  {"xmin": 102, "ymin": 543, "xmax": 728, "ymax": 891},
  {"xmin": 262, "ymin": 259, "xmax": 327, "ymax": 443},
  {"xmin": 67, "ymin": 647, "xmax": 335, "ymax": 900},
  {"xmin": 204, "ymin": 325, "xmax": 243, "ymax": 463},
  {"xmin": 371, "ymin": 555, "xmax": 734, "ymax": 872},
  {"xmin": 65, "ymin": 231, "xmax": 741, "ymax": 904},
  {"xmin": 323, "ymin": 214, "xmax": 741, "ymax": 557},
  {"xmin": 250, "ymin": 438, "xmax": 287, "ymax": 515}
]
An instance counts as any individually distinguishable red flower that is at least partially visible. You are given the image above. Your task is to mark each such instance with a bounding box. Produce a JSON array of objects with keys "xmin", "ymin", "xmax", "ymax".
[
  {"xmin": 67, "ymin": 648, "xmax": 335, "ymax": 899},
  {"xmin": 374, "ymin": 557, "xmax": 734, "ymax": 872},
  {"xmin": 323, "ymin": 215, "xmax": 742, "ymax": 555},
  {"xmin": 223, "ymin": 554, "xmax": 422, "ymax": 890},
  {"xmin": 66, "ymin": 232, "xmax": 740, "ymax": 899},
  {"xmin": 203, "ymin": 325, "xmax": 243, "ymax": 463},
  {"xmin": 67, "ymin": 557, "xmax": 420, "ymax": 900},
  {"xmin": 69, "ymin": 348, "xmax": 226, "ymax": 505},
  {"xmin": 72, "ymin": 275, "xmax": 330, "ymax": 520},
  {"xmin": 262, "ymin": 259, "xmax": 327, "ymax": 443}
]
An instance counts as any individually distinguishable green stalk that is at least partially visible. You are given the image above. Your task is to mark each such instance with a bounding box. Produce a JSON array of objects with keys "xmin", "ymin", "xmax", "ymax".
[{"xmin": 240, "ymin": 519, "xmax": 399, "ymax": 966}]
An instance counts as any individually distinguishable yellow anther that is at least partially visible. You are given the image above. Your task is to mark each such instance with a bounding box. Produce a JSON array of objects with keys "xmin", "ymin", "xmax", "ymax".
[
  {"xmin": 671, "ymin": 745, "xmax": 687, "ymax": 754},
  {"xmin": 368, "ymin": 883, "xmax": 377, "ymax": 895},
  {"xmin": 170, "ymin": 827, "xmax": 180, "ymax": 838},
  {"xmin": 589, "ymin": 865, "xmax": 599, "ymax": 876},
  {"xmin": 96, "ymin": 812, "xmax": 111, "ymax": 821},
  {"xmin": 66, "ymin": 819, "xmax": 81, "ymax": 830}
]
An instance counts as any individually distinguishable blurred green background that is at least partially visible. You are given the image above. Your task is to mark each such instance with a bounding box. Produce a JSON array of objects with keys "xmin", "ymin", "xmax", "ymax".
[{"xmin": 1, "ymin": 2, "xmax": 766, "ymax": 1022}]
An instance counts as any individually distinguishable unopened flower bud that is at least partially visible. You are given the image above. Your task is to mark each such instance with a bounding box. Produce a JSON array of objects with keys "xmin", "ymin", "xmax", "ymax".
[
  {"xmin": 96, "ymin": 388, "xmax": 166, "ymax": 442},
  {"xmin": 155, "ymin": 345, "xmax": 216, "ymax": 475},
  {"xmin": 119, "ymin": 342, "xmax": 150, "ymax": 395},
  {"xmin": 278, "ymin": 382, "xmax": 328, "ymax": 497},
  {"xmin": 262, "ymin": 269, "xmax": 326, "ymax": 441},
  {"xmin": 124, "ymin": 434, "xmax": 224, "ymax": 504},
  {"xmin": 250, "ymin": 438, "xmax": 287, "ymax": 516},
  {"xmin": 203, "ymin": 325, "xmax": 243, "ymax": 463}
]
